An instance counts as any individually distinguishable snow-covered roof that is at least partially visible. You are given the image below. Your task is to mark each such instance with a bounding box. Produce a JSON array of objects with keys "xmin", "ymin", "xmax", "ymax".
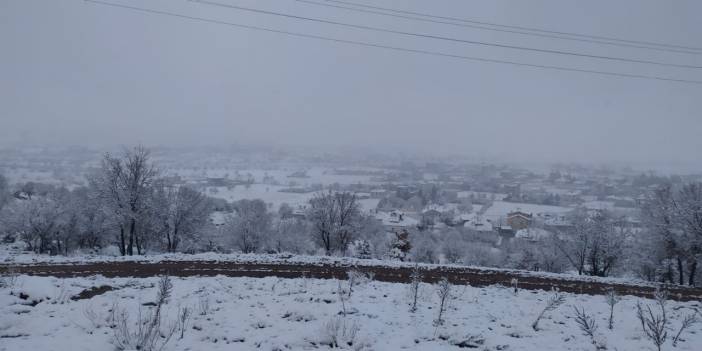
[
  {"xmin": 463, "ymin": 214, "xmax": 494, "ymax": 232},
  {"xmin": 515, "ymin": 227, "xmax": 553, "ymax": 241},
  {"xmin": 375, "ymin": 210, "xmax": 419, "ymax": 228}
]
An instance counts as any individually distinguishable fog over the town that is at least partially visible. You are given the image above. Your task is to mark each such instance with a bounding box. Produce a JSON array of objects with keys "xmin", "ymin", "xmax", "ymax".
[{"xmin": 1, "ymin": 0, "xmax": 701, "ymax": 170}]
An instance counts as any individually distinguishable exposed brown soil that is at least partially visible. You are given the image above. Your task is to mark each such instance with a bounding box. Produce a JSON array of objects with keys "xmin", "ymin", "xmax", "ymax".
[
  {"xmin": 2, "ymin": 260, "xmax": 701, "ymax": 302},
  {"xmin": 70, "ymin": 285, "xmax": 116, "ymax": 300}
]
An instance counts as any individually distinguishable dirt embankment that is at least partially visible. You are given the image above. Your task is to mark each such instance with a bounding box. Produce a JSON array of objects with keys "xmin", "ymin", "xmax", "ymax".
[{"xmin": 2, "ymin": 260, "xmax": 701, "ymax": 302}]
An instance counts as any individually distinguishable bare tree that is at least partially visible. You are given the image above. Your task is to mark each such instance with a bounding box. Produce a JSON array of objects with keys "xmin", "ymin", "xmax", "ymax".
[
  {"xmin": 1, "ymin": 193, "xmax": 66, "ymax": 254},
  {"xmin": 269, "ymin": 217, "xmax": 311, "ymax": 254},
  {"xmin": 556, "ymin": 209, "xmax": 625, "ymax": 277},
  {"xmin": 226, "ymin": 199, "xmax": 271, "ymax": 253},
  {"xmin": 556, "ymin": 209, "xmax": 591, "ymax": 275},
  {"xmin": 672, "ymin": 183, "xmax": 702, "ymax": 285},
  {"xmin": 642, "ymin": 183, "xmax": 702, "ymax": 286},
  {"xmin": 153, "ymin": 183, "xmax": 211, "ymax": 252},
  {"xmin": 307, "ymin": 190, "xmax": 362, "ymax": 255},
  {"xmin": 92, "ymin": 146, "xmax": 157, "ymax": 255}
]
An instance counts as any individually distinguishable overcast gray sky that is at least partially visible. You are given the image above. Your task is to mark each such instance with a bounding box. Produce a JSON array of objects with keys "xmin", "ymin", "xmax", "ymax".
[{"xmin": 1, "ymin": 0, "xmax": 701, "ymax": 169}]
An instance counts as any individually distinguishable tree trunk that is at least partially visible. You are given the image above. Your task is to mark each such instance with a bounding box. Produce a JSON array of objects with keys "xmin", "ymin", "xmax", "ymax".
[
  {"xmin": 677, "ymin": 257, "xmax": 684, "ymax": 285},
  {"xmin": 119, "ymin": 225, "xmax": 126, "ymax": 256},
  {"xmin": 688, "ymin": 260, "xmax": 697, "ymax": 286},
  {"xmin": 171, "ymin": 227, "xmax": 179, "ymax": 253},
  {"xmin": 128, "ymin": 218, "xmax": 135, "ymax": 256}
]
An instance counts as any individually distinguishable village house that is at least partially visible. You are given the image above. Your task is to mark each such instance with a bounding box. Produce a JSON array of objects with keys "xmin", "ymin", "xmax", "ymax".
[{"xmin": 506, "ymin": 211, "xmax": 532, "ymax": 230}]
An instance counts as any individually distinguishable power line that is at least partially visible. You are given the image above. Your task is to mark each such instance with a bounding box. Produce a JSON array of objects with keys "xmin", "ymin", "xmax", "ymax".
[
  {"xmin": 296, "ymin": 0, "xmax": 702, "ymax": 55},
  {"xmin": 318, "ymin": 0, "xmax": 702, "ymax": 53},
  {"xmin": 84, "ymin": 0, "xmax": 702, "ymax": 85},
  {"xmin": 192, "ymin": 0, "xmax": 701, "ymax": 69}
]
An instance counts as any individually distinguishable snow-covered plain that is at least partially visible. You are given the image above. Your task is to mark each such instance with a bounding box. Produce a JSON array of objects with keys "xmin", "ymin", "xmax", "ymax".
[{"xmin": 1, "ymin": 274, "xmax": 700, "ymax": 351}]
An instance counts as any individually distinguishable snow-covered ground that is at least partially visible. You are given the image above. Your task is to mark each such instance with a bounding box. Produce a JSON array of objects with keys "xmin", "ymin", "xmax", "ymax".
[
  {"xmin": 1, "ymin": 274, "xmax": 700, "ymax": 351},
  {"xmin": 203, "ymin": 184, "xmax": 379, "ymax": 213}
]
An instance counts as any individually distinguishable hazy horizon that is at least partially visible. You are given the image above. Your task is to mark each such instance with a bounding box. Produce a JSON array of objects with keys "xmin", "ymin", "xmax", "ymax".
[{"xmin": 2, "ymin": 0, "xmax": 701, "ymax": 169}]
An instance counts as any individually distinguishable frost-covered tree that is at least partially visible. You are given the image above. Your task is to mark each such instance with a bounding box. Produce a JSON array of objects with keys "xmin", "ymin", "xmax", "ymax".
[
  {"xmin": 351, "ymin": 239, "xmax": 372, "ymax": 259},
  {"xmin": 411, "ymin": 234, "xmax": 439, "ymax": 264},
  {"xmin": 269, "ymin": 217, "xmax": 311, "ymax": 254},
  {"xmin": 91, "ymin": 146, "xmax": 158, "ymax": 255},
  {"xmin": 671, "ymin": 183, "xmax": 702, "ymax": 285},
  {"xmin": 0, "ymin": 190, "xmax": 70, "ymax": 254},
  {"xmin": 641, "ymin": 183, "xmax": 702, "ymax": 285},
  {"xmin": 556, "ymin": 209, "xmax": 625, "ymax": 277},
  {"xmin": 152, "ymin": 183, "xmax": 211, "ymax": 253},
  {"xmin": 278, "ymin": 202, "xmax": 294, "ymax": 219},
  {"xmin": 71, "ymin": 186, "xmax": 111, "ymax": 251},
  {"xmin": 307, "ymin": 190, "xmax": 362, "ymax": 255},
  {"xmin": 226, "ymin": 199, "xmax": 271, "ymax": 253},
  {"xmin": 389, "ymin": 229, "xmax": 412, "ymax": 261}
]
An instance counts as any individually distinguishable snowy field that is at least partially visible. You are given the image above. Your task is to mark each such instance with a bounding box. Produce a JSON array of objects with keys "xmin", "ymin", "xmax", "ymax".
[
  {"xmin": 205, "ymin": 184, "xmax": 316, "ymax": 211},
  {"xmin": 204, "ymin": 185, "xmax": 379, "ymax": 212},
  {"xmin": 1, "ymin": 274, "xmax": 700, "ymax": 351},
  {"xmin": 170, "ymin": 168, "xmax": 381, "ymax": 187}
]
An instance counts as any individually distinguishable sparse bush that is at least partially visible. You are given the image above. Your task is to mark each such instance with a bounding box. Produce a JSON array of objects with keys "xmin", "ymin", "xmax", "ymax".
[
  {"xmin": 572, "ymin": 305, "xmax": 600, "ymax": 348},
  {"xmin": 0, "ymin": 269, "xmax": 19, "ymax": 289},
  {"xmin": 672, "ymin": 312, "xmax": 698, "ymax": 347},
  {"xmin": 112, "ymin": 276, "xmax": 177, "ymax": 351},
  {"xmin": 198, "ymin": 293, "xmax": 211, "ymax": 316},
  {"xmin": 408, "ymin": 264, "xmax": 422, "ymax": 313},
  {"xmin": 83, "ymin": 304, "xmax": 104, "ymax": 329},
  {"xmin": 346, "ymin": 269, "xmax": 372, "ymax": 298},
  {"xmin": 605, "ymin": 288, "xmax": 620, "ymax": 330},
  {"xmin": 321, "ymin": 316, "xmax": 360, "ymax": 348},
  {"xmin": 532, "ymin": 288, "xmax": 565, "ymax": 331},
  {"xmin": 177, "ymin": 306, "xmax": 192, "ymax": 340},
  {"xmin": 433, "ymin": 277, "xmax": 452, "ymax": 327},
  {"xmin": 636, "ymin": 300, "xmax": 667, "ymax": 351},
  {"xmin": 337, "ymin": 281, "xmax": 349, "ymax": 316}
]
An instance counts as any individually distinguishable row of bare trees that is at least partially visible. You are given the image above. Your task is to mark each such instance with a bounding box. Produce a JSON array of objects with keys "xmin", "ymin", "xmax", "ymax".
[
  {"xmin": 0, "ymin": 146, "xmax": 213, "ymax": 256},
  {"xmin": 638, "ymin": 183, "xmax": 702, "ymax": 286},
  {"xmin": 223, "ymin": 191, "xmax": 376, "ymax": 256},
  {"xmin": 89, "ymin": 146, "xmax": 212, "ymax": 255}
]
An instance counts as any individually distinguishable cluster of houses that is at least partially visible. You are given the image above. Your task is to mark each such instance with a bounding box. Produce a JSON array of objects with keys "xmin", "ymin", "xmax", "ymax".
[{"xmin": 373, "ymin": 204, "xmax": 568, "ymax": 243}]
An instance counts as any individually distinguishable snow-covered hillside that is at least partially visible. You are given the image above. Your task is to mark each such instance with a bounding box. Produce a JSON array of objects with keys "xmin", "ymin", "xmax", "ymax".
[{"xmin": 1, "ymin": 274, "xmax": 700, "ymax": 350}]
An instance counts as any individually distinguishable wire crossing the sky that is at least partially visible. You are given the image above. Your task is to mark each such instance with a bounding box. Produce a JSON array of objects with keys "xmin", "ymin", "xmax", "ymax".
[
  {"xmin": 192, "ymin": 0, "xmax": 701, "ymax": 69},
  {"xmin": 313, "ymin": 0, "xmax": 702, "ymax": 54},
  {"xmin": 84, "ymin": 0, "xmax": 702, "ymax": 85}
]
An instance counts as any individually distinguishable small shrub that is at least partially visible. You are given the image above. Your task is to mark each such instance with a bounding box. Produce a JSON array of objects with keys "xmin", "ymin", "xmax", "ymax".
[
  {"xmin": 408, "ymin": 264, "xmax": 422, "ymax": 313},
  {"xmin": 636, "ymin": 300, "xmax": 667, "ymax": 351},
  {"xmin": 573, "ymin": 305, "xmax": 604, "ymax": 349},
  {"xmin": 672, "ymin": 312, "xmax": 699, "ymax": 347},
  {"xmin": 532, "ymin": 288, "xmax": 565, "ymax": 331},
  {"xmin": 198, "ymin": 293, "xmax": 211, "ymax": 316},
  {"xmin": 112, "ymin": 276, "xmax": 177, "ymax": 351},
  {"xmin": 604, "ymin": 288, "xmax": 620, "ymax": 330},
  {"xmin": 433, "ymin": 277, "xmax": 452, "ymax": 327},
  {"xmin": 321, "ymin": 316, "xmax": 360, "ymax": 348},
  {"xmin": 177, "ymin": 306, "xmax": 192, "ymax": 340}
]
